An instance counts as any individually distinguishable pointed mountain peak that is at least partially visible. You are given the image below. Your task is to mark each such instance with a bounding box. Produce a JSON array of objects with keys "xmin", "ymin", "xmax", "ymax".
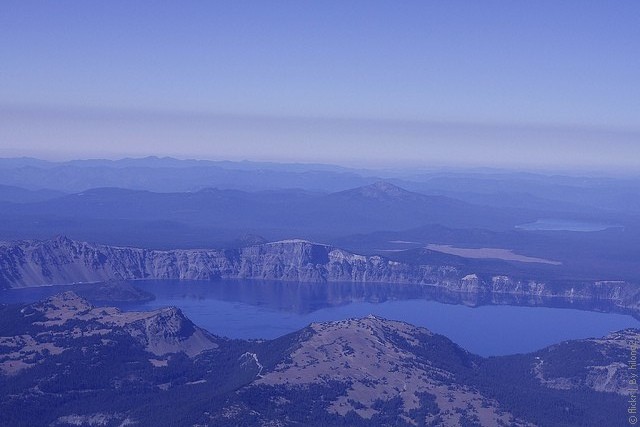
[
  {"xmin": 336, "ymin": 181, "xmax": 420, "ymax": 201},
  {"xmin": 366, "ymin": 181, "xmax": 406, "ymax": 192}
]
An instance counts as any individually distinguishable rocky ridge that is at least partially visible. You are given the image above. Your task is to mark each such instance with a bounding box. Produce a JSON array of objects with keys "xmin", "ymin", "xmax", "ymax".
[
  {"xmin": 255, "ymin": 316, "xmax": 524, "ymax": 425},
  {"xmin": 1, "ymin": 236, "xmax": 639, "ymax": 313},
  {"xmin": 0, "ymin": 291, "xmax": 217, "ymax": 376},
  {"xmin": 0, "ymin": 292, "xmax": 635, "ymax": 426}
]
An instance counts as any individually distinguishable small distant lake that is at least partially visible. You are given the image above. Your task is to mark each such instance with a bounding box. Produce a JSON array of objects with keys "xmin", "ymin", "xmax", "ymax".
[
  {"xmin": 517, "ymin": 218, "xmax": 622, "ymax": 232},
  {"xmin": 1, "ymin": 279, "xmax": 638, "ymax": 357}
]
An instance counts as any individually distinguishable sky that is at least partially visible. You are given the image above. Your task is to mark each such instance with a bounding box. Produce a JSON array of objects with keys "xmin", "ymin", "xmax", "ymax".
[{"xmin": 1, "ymin": 1, "xmax": 639, "ymax": 171}]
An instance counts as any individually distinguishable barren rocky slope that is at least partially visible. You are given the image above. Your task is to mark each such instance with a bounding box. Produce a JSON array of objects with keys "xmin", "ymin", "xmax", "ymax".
[
  {"xmin": 0, "ymin": 291, "xmax": 217, "ymax": 376},
  {"xmin": 0, "ymin": 293, "xmax": 634, "ymax": 426}
]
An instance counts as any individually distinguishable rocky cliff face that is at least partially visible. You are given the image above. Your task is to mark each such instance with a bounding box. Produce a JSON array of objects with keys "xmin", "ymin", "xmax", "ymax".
[
  {"xmin": 1, "ymin": 236, "xmax": 639, "ymax": 313},
  {"xmin": 0, "ymin": 236, "xmax": 455, "ymax": 287}
]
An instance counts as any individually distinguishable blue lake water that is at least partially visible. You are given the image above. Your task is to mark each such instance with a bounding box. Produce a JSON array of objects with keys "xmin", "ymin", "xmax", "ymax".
[
  {"xmin": 516, "ymin": 218, "xmax": 621, "ymax": 232},
  {"xmin": 1, "ymin": 279, "xmax": 638, "ymax": 357}
]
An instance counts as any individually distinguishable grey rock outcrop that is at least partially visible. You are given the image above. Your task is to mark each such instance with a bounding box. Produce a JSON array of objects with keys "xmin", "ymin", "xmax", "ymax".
[
  {"xmin": 1, "ymin": 236, "xmax": 639, "ymax": 313},
  {"xmin": 0, "ymin": 236, "xmax": 454, "ymax": 287}
]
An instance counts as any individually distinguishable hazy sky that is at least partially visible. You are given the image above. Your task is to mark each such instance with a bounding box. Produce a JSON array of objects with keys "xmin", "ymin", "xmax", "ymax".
[{"xmin": 1, "ymin": 1, "xmax": 639, "ymax": 170}]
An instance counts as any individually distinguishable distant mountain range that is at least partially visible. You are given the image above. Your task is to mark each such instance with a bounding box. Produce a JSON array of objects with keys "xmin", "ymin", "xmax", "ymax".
[
  {"xmin": 0, "ymin": 184, "xmax": 65, "ymax": 203},
  {"xmin": 0, "ymin": 156, "xmax": 639, "ymax": 289},
  {"xmin": 0, "ymin": 181, "xmax": 547, "ymax": 250},
  {"xmin": 1, "ymin": 180, "xmax": 533, "ymax": 230},
  {"xmin": 0, "ymin": 156, "xmax": 639, "ymax": 214},
  {"xmin": 0, "ymin": 292, "xmax": 632, "ymax": 426}
]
